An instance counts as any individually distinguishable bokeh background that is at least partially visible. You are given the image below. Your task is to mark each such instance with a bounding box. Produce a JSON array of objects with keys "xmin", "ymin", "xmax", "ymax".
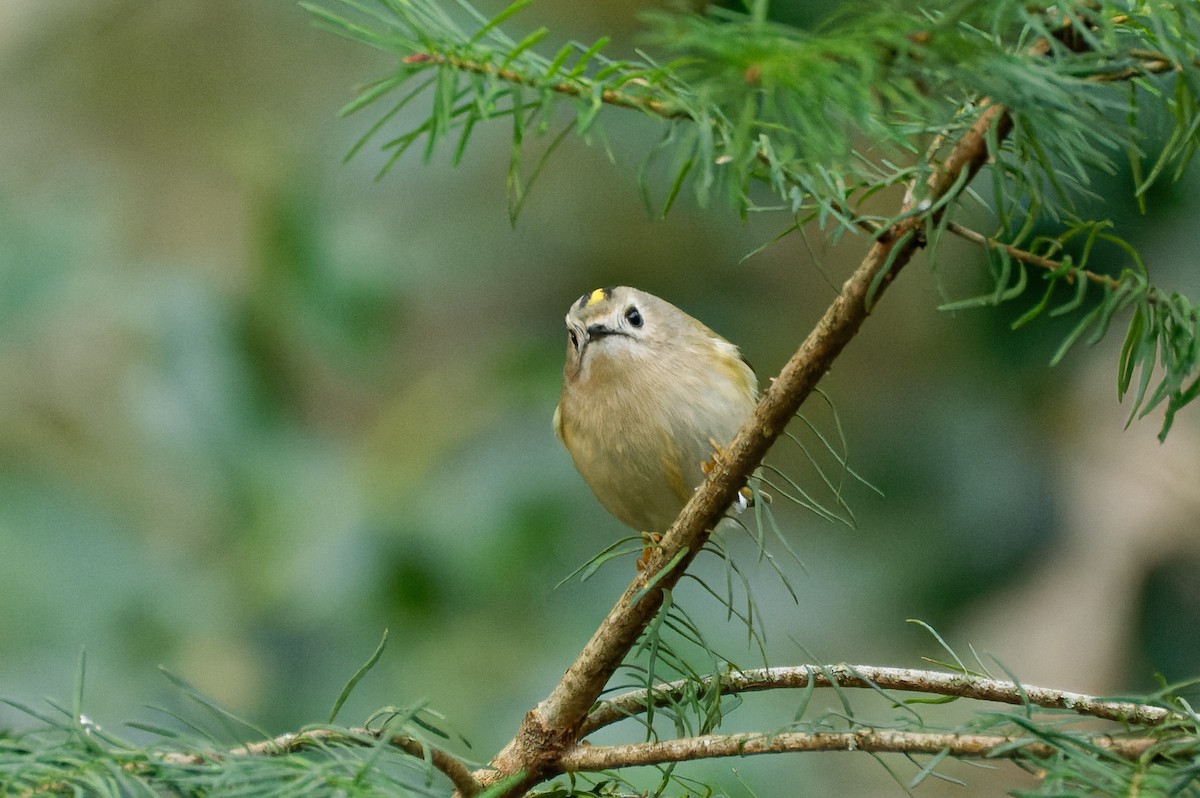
[{"xmin": 2, "ymin": 2, "xmax": 1198, "ymax": 795}]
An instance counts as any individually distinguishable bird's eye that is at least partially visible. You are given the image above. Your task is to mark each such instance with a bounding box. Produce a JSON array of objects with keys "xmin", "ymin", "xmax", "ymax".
[
  {"xmin": 625, "ymin": 306, "xmax": 643, "ymax": 328},
  {"xmin": 569, "ymin": 330, "xmax": 579, "ymax": 349}
]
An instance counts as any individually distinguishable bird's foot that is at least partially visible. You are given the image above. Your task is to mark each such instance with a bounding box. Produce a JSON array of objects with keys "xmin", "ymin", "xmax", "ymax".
[{"xmin": 637, "ymin": 531, "xmax": 663, "ymax": 571}]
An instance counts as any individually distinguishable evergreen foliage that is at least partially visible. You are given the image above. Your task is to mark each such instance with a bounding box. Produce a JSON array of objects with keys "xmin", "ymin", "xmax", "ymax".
[
  {"xmin": 6, "ymin": 1, "xmax": 1200, "ymax": 796},
  {"xmin": 306, "ymin": 0, "xmax": 1200, "ymax": 438}
]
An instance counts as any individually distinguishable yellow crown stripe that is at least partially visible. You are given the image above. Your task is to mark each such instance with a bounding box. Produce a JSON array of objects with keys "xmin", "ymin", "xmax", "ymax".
[{"xmin": 586, "ymin": 288, "xmax": 608, "ymax": 307}]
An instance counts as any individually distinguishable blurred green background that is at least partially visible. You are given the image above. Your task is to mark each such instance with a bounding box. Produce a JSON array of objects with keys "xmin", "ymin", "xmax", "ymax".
[{"xmin": 2, "ymin": 2, "xmax": 1199, "ymax": 795}]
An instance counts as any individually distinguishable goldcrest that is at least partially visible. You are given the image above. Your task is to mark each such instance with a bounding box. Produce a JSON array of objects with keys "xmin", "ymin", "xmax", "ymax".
[{"xmin": 554, "ymin": 286, "xmax": 758, "ymax": 534}]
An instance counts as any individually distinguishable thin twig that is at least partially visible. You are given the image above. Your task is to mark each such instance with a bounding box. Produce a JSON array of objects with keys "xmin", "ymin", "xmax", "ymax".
[
  {"xmin": 402, "ymin": 51, "xmax": 684, "ymax": 118},
  {"xmin": 1088, "ymin": 47, "xmax": 1193, "ymax": 81},
  {"xmin": 582, "ymin": 664, "xmax": 1178, "ymax": 736},
  {"xmin": 557, "ymin": 728, "xmax": 1166, "ymax": 772},
  {"xmin": 158, "ymin": 727, "xmax": 481, "ymax": 798},
  {"xmin": 945, "ymin": 221, "xmax": 1095, "ymax": 286},
  {"xmin": 941, "ymin": 220, "xmax": 1200, "ymax": 327}
]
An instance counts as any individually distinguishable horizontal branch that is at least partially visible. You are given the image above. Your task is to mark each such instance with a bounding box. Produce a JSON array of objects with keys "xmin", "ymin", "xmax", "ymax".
[
  {"xmin": 939, "ymin": 220, "xmax": 1200, "ymax": 331},
  {"xmin": 582, "ymin": 664, "xmax": 1178, "ymax": 736},
  {"xmin": 843, "ymin": 203, "xmax": 1126, "ymax": 295},
  {"xmin": 943, "ymin": 220, "xmax": 1116, "ymax": 287},
  {"xmin": 158, "ymin": 727, "xmax": 480, "ymax": 798},
  {"xmin": 401, "ymin": 51, "xmax": 683, "ymax": 118},
  {"xmin": 945, "ymin": 221, "xmax": 1085, "ymax": 279},
  {"xmin": 397, "ymin": 18, "xmax": 1190, "ymax": 125},
  {"xmin": 557, "ymin": 727, "xmax": 1163, "ymax": 773},
  {"xmin": 1090, "ymin": 45, "xmax": 1198, "ymax": 81}
]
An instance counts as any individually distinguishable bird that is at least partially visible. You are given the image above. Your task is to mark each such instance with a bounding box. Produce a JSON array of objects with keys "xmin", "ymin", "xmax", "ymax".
[{"xmin": 553, "ymin": 286, "xmax": 759, "ymax": 544}]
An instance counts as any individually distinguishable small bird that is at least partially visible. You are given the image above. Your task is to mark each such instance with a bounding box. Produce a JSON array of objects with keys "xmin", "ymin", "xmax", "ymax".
[{"xmin": 554, "ymin": 286, "xmax": 759, "ymax": 538}]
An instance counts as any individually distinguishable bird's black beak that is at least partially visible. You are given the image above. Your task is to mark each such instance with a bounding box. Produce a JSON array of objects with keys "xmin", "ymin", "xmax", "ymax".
[{"xmin": 586, "ymin": 323, "xmax": 616, "ymax": 340}]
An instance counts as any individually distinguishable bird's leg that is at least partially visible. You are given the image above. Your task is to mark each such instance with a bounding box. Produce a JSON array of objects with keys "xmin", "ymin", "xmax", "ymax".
[
  {"xmin": 637, "ymin": 532, "xmax": 662, "ymax": 571},
  {"xmin": 703, "ymin": 438, "xmax": 755, "ymax": 510}
]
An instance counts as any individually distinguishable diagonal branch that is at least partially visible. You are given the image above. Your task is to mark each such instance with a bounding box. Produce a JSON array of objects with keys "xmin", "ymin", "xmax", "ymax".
[
  {"xmin": 581, "ymin": 664, "xmax": 1179, "ymax": 737},
  {"xmin": 475, "ymin": 98, "xmax": 1014, "ymax": 796}
]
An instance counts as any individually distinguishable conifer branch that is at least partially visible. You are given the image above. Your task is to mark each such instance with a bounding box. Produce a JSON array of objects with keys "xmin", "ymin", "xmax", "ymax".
[
  {"xmin": 944, "ymin": 222, "xmax": 1087, "ymax": 281},
  {"xmin": 159, "ymin": 727, "xmax": 481, "ymax": 797},
  {"xmin": 399, "ymin": 51, "xmax": 682, "ymax": 118},
  {"xmin": 396, "ymin": 25, "xmax": 1194, "ymax": 326},
  {"xmin": 581, "ymin": 664, "xmax": 1180, "ymax": 737},
  {"xmin": 393, "ymin": 18, "xmax": 1187, "ymax": 119},
  {"xmin": 556, "ymin": 728, "xmax": 1167, "ymax": 772}
]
